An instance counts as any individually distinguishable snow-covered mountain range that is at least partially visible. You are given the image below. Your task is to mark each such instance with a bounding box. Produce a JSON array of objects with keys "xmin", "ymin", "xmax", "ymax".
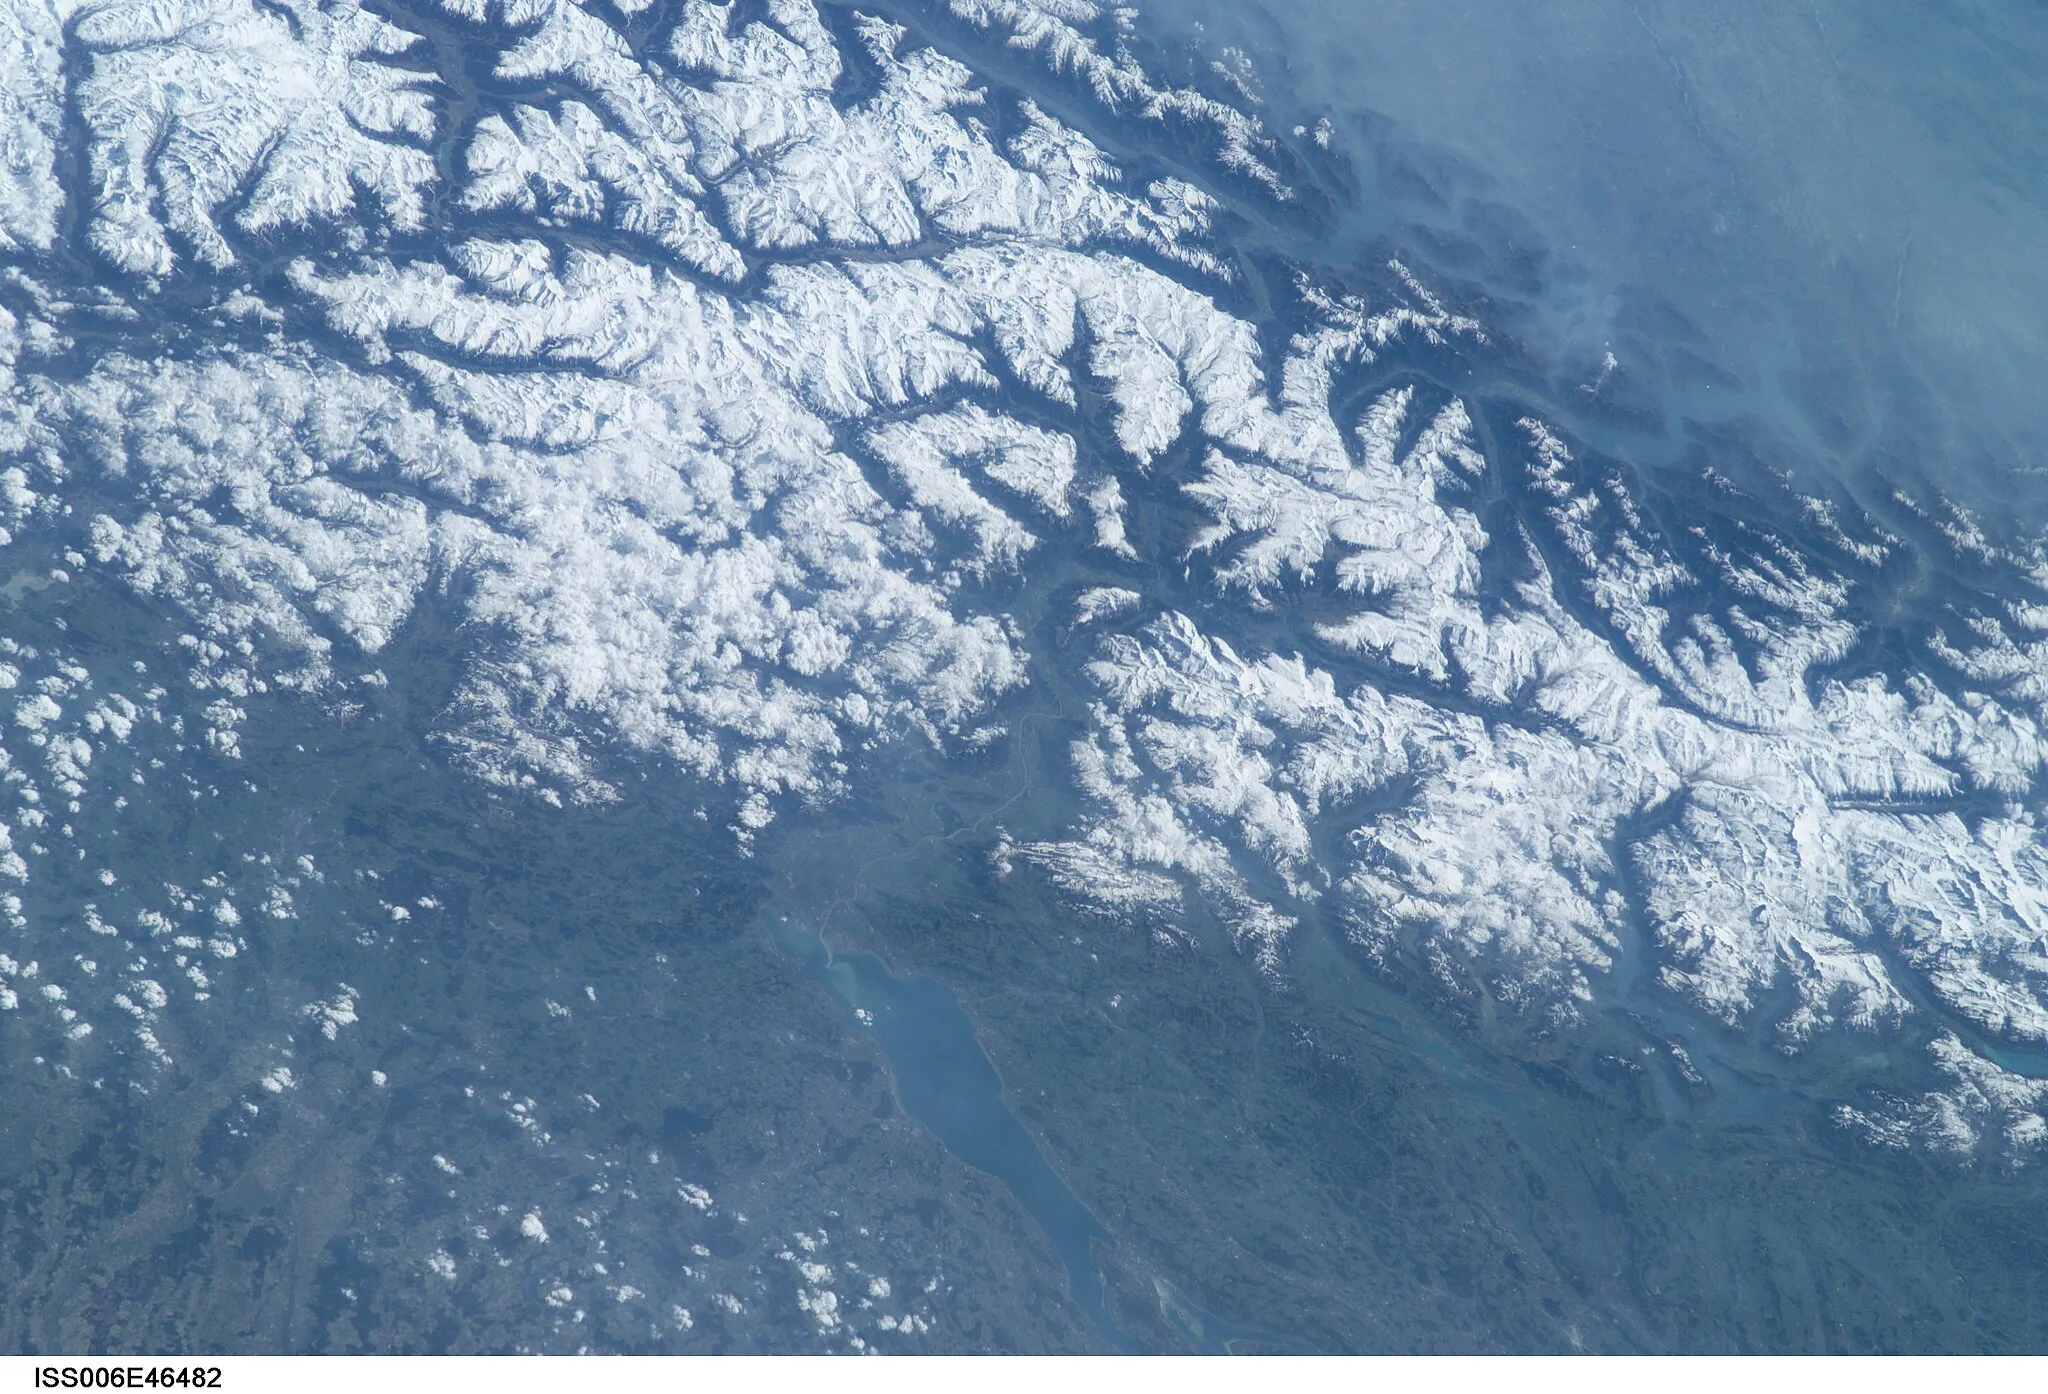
[{"xmin": 4, "ymin": 0, "xmax": 2048, "ymax": 1184}]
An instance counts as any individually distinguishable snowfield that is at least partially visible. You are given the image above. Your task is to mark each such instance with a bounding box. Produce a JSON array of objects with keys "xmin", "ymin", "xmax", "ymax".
[{"xmin": 2, "ymin": 0, "xmax": 2047, "ymax": 1157}]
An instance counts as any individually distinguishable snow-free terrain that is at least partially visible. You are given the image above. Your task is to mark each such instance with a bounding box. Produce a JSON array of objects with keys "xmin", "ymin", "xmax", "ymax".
[{"xmin": 5, "ymin": 0, "xmax": 2048, "ymax": 1353}]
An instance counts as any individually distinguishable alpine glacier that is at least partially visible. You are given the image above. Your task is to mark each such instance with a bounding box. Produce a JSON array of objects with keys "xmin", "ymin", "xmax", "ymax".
[{"xmin": 4, "ymin": 0, "xmax": 2048, "ymax": 1354}]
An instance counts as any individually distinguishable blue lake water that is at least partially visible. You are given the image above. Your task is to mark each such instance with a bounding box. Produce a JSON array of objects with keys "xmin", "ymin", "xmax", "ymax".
[{"xmin": 767, "ymin": 914, "xmax": 1138, "ymax": 1351}]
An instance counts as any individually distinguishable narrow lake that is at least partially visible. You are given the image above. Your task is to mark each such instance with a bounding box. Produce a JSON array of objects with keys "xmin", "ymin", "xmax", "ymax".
[{"xmin": 768, "ymin": 914, "xmax": 1137, "ymax": 1351}]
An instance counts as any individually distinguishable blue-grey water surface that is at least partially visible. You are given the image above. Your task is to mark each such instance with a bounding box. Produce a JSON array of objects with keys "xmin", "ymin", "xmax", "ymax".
[{"xmin": 768, "ymin": 914, "xmax": 1138, "ymax": 1350}]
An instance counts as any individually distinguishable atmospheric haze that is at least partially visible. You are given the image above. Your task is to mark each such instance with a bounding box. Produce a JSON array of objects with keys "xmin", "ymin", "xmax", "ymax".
[
  {"xmin": 10, "ymin": 0, "xmax": 2048, "ymax": 1354},
  {"xmin": 1144, "ymin": 0, "xmax": 2048, "ymax": 522}
]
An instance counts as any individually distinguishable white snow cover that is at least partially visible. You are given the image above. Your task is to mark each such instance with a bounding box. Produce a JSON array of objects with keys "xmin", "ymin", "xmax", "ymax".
[
  {"xmin": 1839, "ymin": 1034, "xmax": 2048, "ymax": 1159},
  {"xmin": 0, "ymin": 0, "xmax": 1280, "ymax": 809},
  {"xmin": 0, "ymin": 0, "xmax": 2044, "ymax": 1154},
  {"xmin": 69, "ymin": 0, "xmax": 438, "ymax": 275},
  {"xmin": 1035, "ymin": 382, "xmax": 2048, "ymax": 1047}
]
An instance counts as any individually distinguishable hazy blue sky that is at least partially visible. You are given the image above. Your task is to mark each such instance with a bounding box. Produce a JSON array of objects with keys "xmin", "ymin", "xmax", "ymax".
[{"xmin": 1145, "ymin": 0, "xmax": 2048, "ymax": 514}]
